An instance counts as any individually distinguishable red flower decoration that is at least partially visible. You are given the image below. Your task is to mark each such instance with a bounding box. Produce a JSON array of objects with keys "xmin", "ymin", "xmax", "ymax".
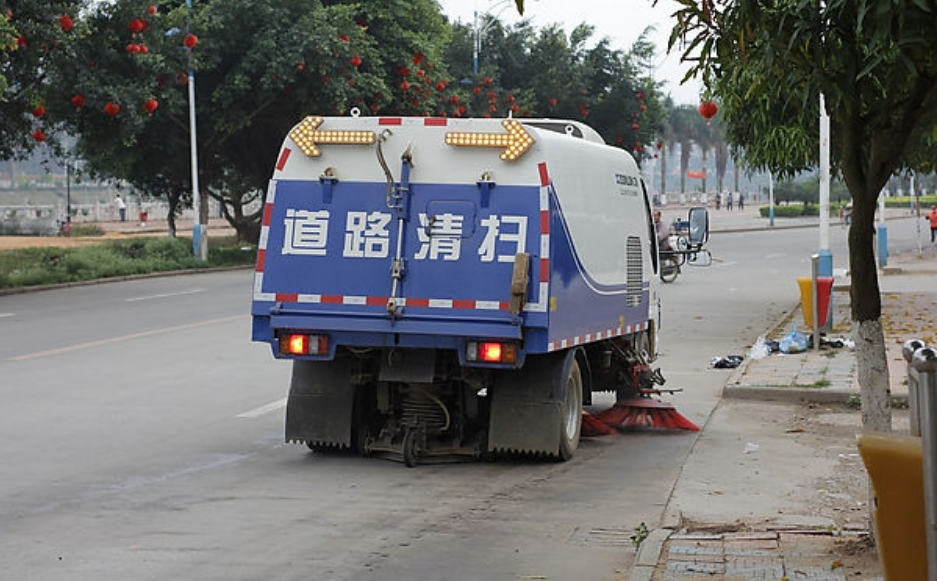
[
  {"xmin": 395, "ymin": 66, "xmax": 410, "ymax": 76},
  {"xmin": 449, "ymin": 95, "xmax": 459, "ymax": 104},
  {"xmin": 412, "ymin": 53, "xmax": 425, "ymax": 65},
  {"xmin": 31, "ymin": 129, "xmax": 45, "ymax": 142},
  {"xmin": 126, "ymin": 43, "xmax": 140, "ymax": 53},
  {"xmin": 506, "ymin": 95, "xmax": 515, "ymax": 103},
  {"xmin": 400, "ymin": 80, "xmax": 411, "ymax": 91},
  {"xmin": 104, "ymin": 101, "xmax": 121, "ymax": 116},
  {"xmin": 632, "ymin": 123, "xmax": 639, "ymax": 130},
  {"xmin": 128, "ymin": 18, "xmax": 147, "ymax": 34},
  {"xmin": 16, "ymin": 35, "xmax": 27, "ymax": 47},
  {"xmin": 350, "ymin": 55, "xmax": 362, "ymax": 68},
  {"xmin": 147, "ymin": 5, "xmax": 157, "ymax": 15},
  {"xmin": 30, "ymin": 105, "xmax": 46, "ymax": 118},
  {"xmin": 296, "ymin": 62, "xmax": 306, "ymax": 72},
  {"xmin": 482, "ymin": 77, "xmax": 492, "ymax": 86},
  {"xmin": 636, "ymin": 92, "xmax": 645, "ymax": 100},
  {"xmin": 340, "ymin": 34, "xmax": 350, "ymax": 42},
  {"xmin": 698, "ymin": 99, "xmax": 718, "ymax": 119},
  {"xmin": 435, "ymin": 81, "xmax": 446, "ymax": 91},
  {"xmin": 143, "ymin": 98, "xmax": 158, "ymax": 115},
  {"xmin": 183, "ymin": 34, "xmax": 198, "ymax": 49},
  {"xmin": 473, "ymin": 87, "xmax": 481, "ymax": 95},
  {"xmin": 70, "ymin": 94, "xmax": 85, "ymax": 110},
  {"xmin": 416, "ymin": 69, "xmax": 425, "ymax": 78},
  {"xmin": 58, "ymin": 15, "xmax": 74, "ymax": 32},
  {"xmin": 549, "ymin": 98, "xmax": 558, "ymax": 107}
]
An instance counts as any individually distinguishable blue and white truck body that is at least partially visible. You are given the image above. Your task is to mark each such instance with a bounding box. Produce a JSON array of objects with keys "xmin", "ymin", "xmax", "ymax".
[{"xmin": 251, "ymin": 114, "xmax": 665, "ymax": 464}]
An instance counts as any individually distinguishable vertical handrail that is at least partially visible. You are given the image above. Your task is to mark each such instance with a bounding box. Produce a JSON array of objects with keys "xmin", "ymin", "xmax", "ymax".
[{"xmin": 912, "ymin": 346, "xmax": 937, "ymax": 581}]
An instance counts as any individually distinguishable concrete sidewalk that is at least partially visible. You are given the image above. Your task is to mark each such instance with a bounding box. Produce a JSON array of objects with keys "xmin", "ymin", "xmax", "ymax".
[{"xmin": 627, "ymin": 211, "xmax": 937, "ymax": 581}]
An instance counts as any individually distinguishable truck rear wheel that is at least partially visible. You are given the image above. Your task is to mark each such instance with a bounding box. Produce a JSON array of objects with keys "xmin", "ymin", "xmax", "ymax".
[{"xmin": 558, "ymin": 358, "xmax": 583, "ymax": 461}]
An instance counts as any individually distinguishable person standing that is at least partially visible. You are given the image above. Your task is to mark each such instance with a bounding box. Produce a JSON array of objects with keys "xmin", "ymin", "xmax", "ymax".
[
  {"xmin": 927, "ymin": 205, "xmax": 937, "ymax": 243},
  {"xmin": 115, "ymin": 195, "xmax": 126, "ymax": 222}
]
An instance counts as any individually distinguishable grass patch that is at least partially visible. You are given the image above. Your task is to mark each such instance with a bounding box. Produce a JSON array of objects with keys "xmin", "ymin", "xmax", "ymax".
[{"xmin": 0, "ymin": 236, "xmax": 256, "ymax": 289}]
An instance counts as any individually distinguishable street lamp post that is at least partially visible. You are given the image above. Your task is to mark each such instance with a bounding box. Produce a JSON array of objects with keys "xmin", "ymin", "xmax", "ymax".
[
  {"xmin": 473, "ymin": 0, "xmax": 519, "ymax": 76},
  {"xmin": 182, "ymin": 0, "xmax": 207, "ymax": 260}
]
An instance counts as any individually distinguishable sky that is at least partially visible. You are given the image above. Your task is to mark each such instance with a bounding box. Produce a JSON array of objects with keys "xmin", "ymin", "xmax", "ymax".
[{"xmin": 437, "ymin": 0, "xmax": 703, "ymax": 106}]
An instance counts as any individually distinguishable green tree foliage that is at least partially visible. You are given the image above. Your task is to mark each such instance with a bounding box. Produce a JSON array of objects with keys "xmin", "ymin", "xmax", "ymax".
[
  {"xmin": 7, "ymin": 0, "xmax": 667, "ymax": 245},
  {"xmin": 669, "ymin": 0, "xmax": 937, "ymax": 430},
  {"xmin": 0, "ymin": 0, "xmax": 85, "ymax": 160}
]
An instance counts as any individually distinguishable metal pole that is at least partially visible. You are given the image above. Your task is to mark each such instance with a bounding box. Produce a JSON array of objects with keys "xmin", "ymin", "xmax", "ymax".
[
  {"xmin": 186, "ymin": 0, "xmax": 207, "ymax": 260},
  {"xmin": 472, "ymin": 9, "xmax": 479, "ymax": 75},
  {"xmin": 904, "ymin": 339, "xmax": 927, "ymax": 437},
  {"xmin": 768, "ymin": 171, "xmax": 775, "ymax": 227},
  {"xmin": 811, "ymin": 254, "xmax": 819, "ymax": 351},
  {"xmin": 911, "ymin": 346, "xmax": 937, "ymax": 581}
]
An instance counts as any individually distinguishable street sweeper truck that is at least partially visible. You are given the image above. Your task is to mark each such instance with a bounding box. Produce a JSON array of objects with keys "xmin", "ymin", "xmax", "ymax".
[{"xmin": 251, "ymin": 111, "xmax": 704, "ymax": 466}]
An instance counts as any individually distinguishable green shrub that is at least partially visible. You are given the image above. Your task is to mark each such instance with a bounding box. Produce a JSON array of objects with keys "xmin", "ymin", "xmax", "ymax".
[{"xmin": 0, "ymin": 236, "xmax": 256, "ymax": 289}]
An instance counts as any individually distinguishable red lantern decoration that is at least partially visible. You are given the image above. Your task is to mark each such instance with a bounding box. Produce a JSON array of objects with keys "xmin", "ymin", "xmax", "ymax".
[
  {"xmin": 31, "ymin": 129, "xmax": 46, "ymax": 142},
  {"xmin": 128, "ymin": 18, "xmax": 147, "ymax": 34},
  {"xmin": 400, "ymin": 80, "xmax": 411, "ymax": 91},
  {"xmin": 126, "ymin": 43, "xmax": 140, "ymax": 53},
  {"xmin": 350, "ymin": 55, "xmax": 362, "ymax": 68},
  {"xmin": 632, "ymin": 123, "xmax": 640, "ymax": 131},
  {"xmin": 147, "ymin": 5, "xmax": 157, "ymax": 15},
  {"xmin": 143, "ymin": 98, "xmax": 158, "ymax": 115},
  {"xmin": 104, "ymin": 101, "xmax": 120, "ymax": 116},
  {"xmin": 70, "ymin": 94, "xmax": 85, "ymax": 110},
  {"xmin": 412, "ymin": 53, "xmax": 425, "ymax": 65},
  {"xmin": 139, "ymin": 44, "xmax": 148, "ymax": 54},
  {"xmin": 183, "ymin": 34, "xmax": 198, "ymax": 49},
  {"xmin": 58, "ymin": 15, "xmax": 74, "ymax": 32},
  {"xmin": 450, "ymin": 95, "xmax": 459, "ymax": 104},
  {"xmin": 435, "ymin": 81, "xmax": 446, "ymax": 91},
  {"xmin": 482, "ymin": 77, "xmax": 492, "ymax": 86},
  {"xmin": 636, "ymin": 92, "xmax": 645, "ymax": 100},
  {"xmin": 30, "ymin": 104, "xmax": 46, "ymax": 118},
  {"xmin": 698, "ymin": 99, "xmax": 718, "ymax": 119},
  {"xmin": 473, "ymin": 87, "xmax": 481, "ymax": 95},
  {"xmin": 416, "ymin": 69, "xmax": 425, "ymax": 78}
]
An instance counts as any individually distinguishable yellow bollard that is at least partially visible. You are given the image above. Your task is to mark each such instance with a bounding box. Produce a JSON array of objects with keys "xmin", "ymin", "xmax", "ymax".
[{"xmin": 857, "ymin": 433, "xmax": 928, "ymax": 580}]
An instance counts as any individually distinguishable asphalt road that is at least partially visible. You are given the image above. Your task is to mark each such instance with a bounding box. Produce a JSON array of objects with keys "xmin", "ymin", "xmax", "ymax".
[{"xmin": 0, "ymin": 218, "xmax": 911, "ymax": 581}]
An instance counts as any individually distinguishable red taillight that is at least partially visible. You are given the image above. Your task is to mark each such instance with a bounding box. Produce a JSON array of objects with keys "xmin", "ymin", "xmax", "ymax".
[
  {"xmin": 280, "ymin": 333, "xmax": 328, "ymax": 356},
  {"xmin": 467, "ymin": 340, "xmax": 517, "ymax": 364},
  {"xmin": 479, "ymin": 342, "xmax": 502, "ymax": 362}
]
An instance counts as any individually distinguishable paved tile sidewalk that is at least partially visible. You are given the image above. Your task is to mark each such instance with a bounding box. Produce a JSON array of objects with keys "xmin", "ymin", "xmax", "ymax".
[{"xmin": 662, "ymin": 531, "xmax": 874, "ymax": 581}]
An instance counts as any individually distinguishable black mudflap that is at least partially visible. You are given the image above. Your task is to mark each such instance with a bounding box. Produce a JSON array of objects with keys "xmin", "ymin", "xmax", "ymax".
[
  {"xmin": 285, "ymin": 359, "xmax": 355, "ymax": 448},
  {"xmin": 487, "ymin": 353, "xmax": 570, "ymax": 456}
]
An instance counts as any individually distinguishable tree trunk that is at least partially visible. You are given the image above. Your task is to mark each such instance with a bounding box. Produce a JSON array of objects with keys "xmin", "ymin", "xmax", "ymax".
[{"xmin": 847, "ymin": 192, "xmax": 892, "ymax": 432}]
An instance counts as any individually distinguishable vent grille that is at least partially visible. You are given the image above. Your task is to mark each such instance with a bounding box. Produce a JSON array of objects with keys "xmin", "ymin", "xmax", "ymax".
[{"xmin": 626, "ymin": 237, "xmax": 643, "ymax": 307}]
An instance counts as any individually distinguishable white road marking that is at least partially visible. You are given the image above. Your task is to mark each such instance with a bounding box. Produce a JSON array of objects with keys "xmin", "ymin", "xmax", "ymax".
[
  {"xmin": 126, "ymin": 289, "xmax": 205, "ymax": 302},
  {"xmin": 10, "ymin": 315, "xmax": 245, "ymax": 361},
  {"xmin": 237, "ymin": 398, "xmax": 287, "ymax": 419}
]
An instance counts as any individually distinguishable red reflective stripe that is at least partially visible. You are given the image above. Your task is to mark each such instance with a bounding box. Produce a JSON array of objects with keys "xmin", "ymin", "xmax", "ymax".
[
  {"xmin": 275, "ymin": 148, "xmax": 291, "ymax": 171},
  {"xmin": 538, "ymin": 162, "xmax": 549, "ymax": 186},
  {"xmin": 379, "ymin": 117, "xmax": 402, "ymax": 125},
  {"xmin": 262, "ymin": 202, "xmax": 274, "ymax": 227},
  {"xmin": 452, "ymin": 299, "xmax": 474, "ymax": 309},
  {"xmin": 540, "ymin": 258, "xmax": 549, "ymax": 282},
  {"xmin": 321, "ymin": 295, "xmax": 343, "ymax": 304},
  {"xmin": 424, "ymin": 117, "xmax": 447, "ymax": 126},
  {"xmin": 254, "ymin": 249, "xmax": 266, "ymax": 272},
  {"xmin": 408, "ymin": 298, "xmax": 430, "ymax": 307},
  {"xmin": 540, "ymin": 210, "xmax": 550, "ymax": 234},
  {"xmin": 366, "ymin": 296, "xmax": 388, "ymax": 306},
  {"xmin": 276, "ymin": 293, "xmax": 298, "ymax": 302}
]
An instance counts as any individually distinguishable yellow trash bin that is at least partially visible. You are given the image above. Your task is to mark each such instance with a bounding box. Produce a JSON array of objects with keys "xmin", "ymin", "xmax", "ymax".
[
  {"xmin": 857, "ymin": 433, "xmax": 927, "ymax": 580},
  {"xmin": 797, "ymin": 276, "xmax": 834, "ymax": 328}
]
